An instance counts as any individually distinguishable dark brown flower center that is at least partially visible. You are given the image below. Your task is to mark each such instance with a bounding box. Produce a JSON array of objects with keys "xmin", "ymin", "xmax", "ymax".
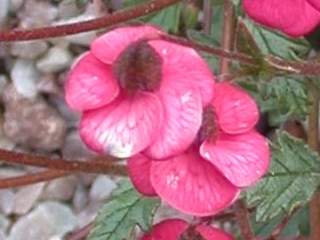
[
  {"xmin": 178, "ymin": 225, "xmax": 205, "ymax": 240},
  {"xmin": 113, "ymin": 41, "xmax": 162, "ymax": 94},
  {"xmin": 198, "ymin": 105, "xmax": 218, "ymax": 143}
]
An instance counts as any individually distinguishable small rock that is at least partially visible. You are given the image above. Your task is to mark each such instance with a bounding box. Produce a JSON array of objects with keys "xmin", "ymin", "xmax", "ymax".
[
  {"xmin": 89, "ymin": 175, "xmax": 117, "ymax": 202},
  {"xmin": 37, "ymin": 74, "xmax": 61, "ymax": 96},
  {"xmin": 9, "ymin": 0, "xmax": 24, "ymax": 12},
  {"xmin": 36, "ymin": 47, "xmax": 72, "ymax": 73},
  {"xmin": 0, "ymin": 214, "xmax": 9, "ymax": 232},
  {"xmin": 3, "ymin": 85, "xmax": 67, "ymax": 151},
  {"xmin": 62, "ymin": 131, "xmax": 95, "ymax": 160},
  {"xmin": 73, "ymin": 184, "xmax": 88, "ymax": 213},
  {"xmin": 18, "ymin": 0, "xmax": 58, "ymax": 28},
  {"xmin": 13, "ymin": 183, "xmax": 45, "ymax": 215},
  {"xmin": 8, "ymin": 201, "xmax": 76, "ymax": 240},
  {"xmin": 11, "ymin": 41, "xmax": 48, "ymax": 59},
  {"xmin": 0, "ymin": 190, "xmax": 14, "ymax": 216},
  {"xmin": 42, "ymin": 176, "xmax": 77, "ymax": 201},
  {"xmin": 49, "ymin": 96, "xmax": 80, "ymax": 128},
  {"xmin": 0, "ymin": 75, "xmax": 8, "ymax": 97},
  {"xmin": 0, "ymin": 0, "xmax": 10, "ymax": 26},
  {"xmin": 10, "ymin": 59, "xmax": 39, "ymax": 98},
  {"xmin": 58, "ymin": 0, "xmax": 81, "ymax": 19}
]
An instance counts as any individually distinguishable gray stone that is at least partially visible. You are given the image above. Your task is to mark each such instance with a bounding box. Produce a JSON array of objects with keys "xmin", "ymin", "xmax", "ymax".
[
  {"xmin": 72, "ymin": 184, "xmax": 88, "ymax": 213},
  {"xmin": 3, "ymin": 85, "xmax": 67, "ymax": 151},
  {"xmin": 89, "ymin": 175, "xmax": 117, "ymax": 202},
  {"xmin": 62, "ymin": 131, "xmax": 95, "ymax": 160},
  {"xmin": 18, "ymin": 0, "xmax": 58, "ymax": 28},
  {"xmin": 42, "ymin": 176, "xmax": 77, "ymax": 201},
  {"xmin": 11, "ymin": 41, "xmax": 48, "ymax": 59},
  {"xmin": 0, "ymin": 190, "xmax": 14, "ymax": 216},
  {"xmin": 13, "ymin": 183, "xmax": 45, "ymax": 215},
  {"xmin": 10, "ymin": 59, "xmax": 39, "ymax": 98},
  {"xmin": 36, "ymin": 47, "xmax": 72, "ymax": 73},
  {"xmin": 0, "ymin": 0, "xmax": 10, "ymax": 25},
  {"xmin": 8, "ymin": 201, "xmax": 76, "ymax": 240}
]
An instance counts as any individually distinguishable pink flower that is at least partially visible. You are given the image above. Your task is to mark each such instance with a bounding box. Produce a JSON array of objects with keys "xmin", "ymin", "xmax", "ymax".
[
  {"xmin": 65, "ymin": 25, "xmax": 214, "ymax": 158},
  {"xmin": 243, "ymin": 0, "xmax": 320, "ymax": 37},
  {"xmin": 128, "ymin": 83, "xmax": 270, "ymax": 216},
  {"xmin": 141, "ymin": 219, "xmax": 234, "ymax": 240}
]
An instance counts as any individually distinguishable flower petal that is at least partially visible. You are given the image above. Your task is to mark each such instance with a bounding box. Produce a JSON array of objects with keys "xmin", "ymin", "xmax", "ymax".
[
  {"xmin": 200, "ymin": 131, "xmax": 270, "ymax": 187},
  {"xmin": 65, "ymin": 52, "xmax": 119, "ymax": 111},
  {"xmin": 212, "ymin": 83, "xmax": 259, "ymax": 134},
  {"xmin": 283, "ymin": 2, "xmax": 320, "ymax": 37},
  {"xmin": 145, "ymin": 81, "xmax": 202, "ymax": 159},
  {"xmin": 243, "ymin": 0, "xmax": 320, "ymax": 37},
  {"xmin": 142, "ymin": 219, "xmax": 188, "ymax": 240},
  {"xmin": 149, "ymin": 40, "xmax": 215, "ymax": 106},
  {"xmin": 308, "ymin": 0, "xmax": 320, "ymax": 11},
  {"xmin": 196, "ymin": 225, "xmax": 234, "ymax": 240},
  {"xmin": 80, "ymin": 92, "xmax": 163, "ymax": 158},
  {"xmin": 127, "ymin": 154, "xmax": 157, "ymax": 196},
  {"xmin": 150, "ymin": 150, "xmax": 239, "ymax": 216},
  {"xmin": 91, "ymin": 25, "xmax": 162, "ymax": 64}
]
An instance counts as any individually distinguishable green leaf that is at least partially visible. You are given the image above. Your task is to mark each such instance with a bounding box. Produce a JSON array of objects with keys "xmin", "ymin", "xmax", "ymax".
[
  {"xmin": 146, "ymin": 3, "xmax": 182, "ymax": 33},
  {"xmin": 239, "ymin": 76, "xmax": 308, "ymax": 126},
  {"xmin": 251, "ymin": 206, "xmax": 309, "ymax": 237},
  {"xmin": 246, "ymin": 131, "xmax": 320, "ymax": 222},
  {"xmin": 240, "ymin": 19, "xmax": 310, "ymax": 60},
  {"xmin": 88, "ymin": 180, "xmax": 160, "ymax": 240}
]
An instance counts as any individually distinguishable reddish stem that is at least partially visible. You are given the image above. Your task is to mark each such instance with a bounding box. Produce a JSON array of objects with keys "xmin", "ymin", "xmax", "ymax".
[
  {"xmin": 0, "ymin": 149, "xmax": 127, "ymax": 175},
  {"xmin": 0, "ymin": 0, "xmax": 180, "ymax": 41},
  {"xmin": 235, "ymin": 200, "xmax": 255, "ymax": 240},
  {"xmin": 220, "ymin": 0, "xmax": 235, "ymax": 76},
  {"xmin": 0, "ymin": 170, "xmax": 68, "ymax": 189}
]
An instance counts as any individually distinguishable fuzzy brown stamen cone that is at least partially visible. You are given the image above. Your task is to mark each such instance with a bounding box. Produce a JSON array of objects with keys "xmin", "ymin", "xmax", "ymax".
[
  {"xmin": 198, "ymin": 105, "xmax": 217, "ymax": 143},
  {"xmin": 178, "ymin": 225, "xmax": 205, "ymax": 240},
  {"xmin": 113, "ymin": 41, "xmax": 162, "ymax": 94}
]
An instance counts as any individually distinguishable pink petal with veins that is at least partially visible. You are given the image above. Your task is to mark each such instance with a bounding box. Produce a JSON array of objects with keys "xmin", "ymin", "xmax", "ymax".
[
  {"xmin": 149, "ymin": 40, "xmax": 215, "ymax": 106},
  {"xmin": 141, "ymin": 219, "xmax": 234, "ymax": 239},
  {"xmin": 65, "ymin": 52, "xmax": 119, "ymax": 112},
  {"xmin": 150, "ymin": 150, "xmax": 239, "ymax": 216},
  {"xmin": 308, "ymin": 0, "xmax": 320, "ymax": 11},
  {"xmin": 243, "ymin": 0, "xmax": 320, "ymax": 37},
  {"xmin": 141, "ymin": 219, "xmax": 188, "ymax": 240},
  {"xmin": 196, "ymin": 225, "xmax": 234, "ymax": 240},
  {"xmin": 212, "ymin": 83, "xmax": 259, "ymax": 134},
  {"xmin": 200, "ymin": 131, "xmax": 270, "ymax": 187},
  {"xmin": 80, "ymin": 92, "xmax": 163, "ymax": 158},
  {"xmin": 127, "ymin": 154, "xmax": 157, "ymax": 196},
  {"xmin": 145, "ymin": 81, "xmax": 202, "ymax": 160},
  {"xmin": 91, "ymin": 25, "xmax": 162, "ymax": 64}
]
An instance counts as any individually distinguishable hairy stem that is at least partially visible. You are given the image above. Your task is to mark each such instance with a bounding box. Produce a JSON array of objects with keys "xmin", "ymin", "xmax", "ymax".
[
  {"xmin": 0, "ymin": 170, "xmax": 69, "ymax": 189},
  {"xmin": 235, "ymin": 199, "xmax": 255, "ymax": 240},
  {"xmin": 203, "ymin": 0, "xmax": 212, "ymax": 35},
  {"xmin": 220, "ymin": 0, "xmax": 235, "ymax": 76},
  {"xmin": 307, "ymin": 81, "xmax": 320, "ymax": 240},
  {"xmin": 0, "ymin": 0, "xmax": 179, "ymax": 41},
  {"xmin": 0, "ymin": 149, "xmax": 127, "ymax": 175}
]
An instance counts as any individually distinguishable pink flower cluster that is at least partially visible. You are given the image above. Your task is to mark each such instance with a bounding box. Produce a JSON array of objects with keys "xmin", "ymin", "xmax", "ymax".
[
  {"xmin": 243, "ymin": 0, "xmax": 320, "ymax": 37},
  {"xmin": 142, "ymin": 219, "xmax": 233, "ymax": 240},
  {"xmin": 65, "ymin": 25, "xmax": 270, "ymax": 217}
]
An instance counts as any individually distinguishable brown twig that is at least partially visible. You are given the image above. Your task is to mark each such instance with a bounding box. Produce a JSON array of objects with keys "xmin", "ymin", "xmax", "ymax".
[
  {"xmin": 0, "ymin": 170, "xmax": 69, "ymax": 189},
  {"xmin": 220, "ymin": 0, "xmax": 235, "ymax": 76},
  {"xmin": 307, "ymin": 81, "xmax": 320, "ymax": 240},
  {"xmin": 235, "ymin": 199, "xmax": 255, "ymax": 240},
  {"xmin": 0, "ymin": 0, "xmax": 180, "ymax": 41},
  {"xmin": 0, "ymin": 149, "xmax": 127, "ymax": 175},
  {"xmin": 203, "ymin": 0, "xmax": 212, "ymax": 35}
]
